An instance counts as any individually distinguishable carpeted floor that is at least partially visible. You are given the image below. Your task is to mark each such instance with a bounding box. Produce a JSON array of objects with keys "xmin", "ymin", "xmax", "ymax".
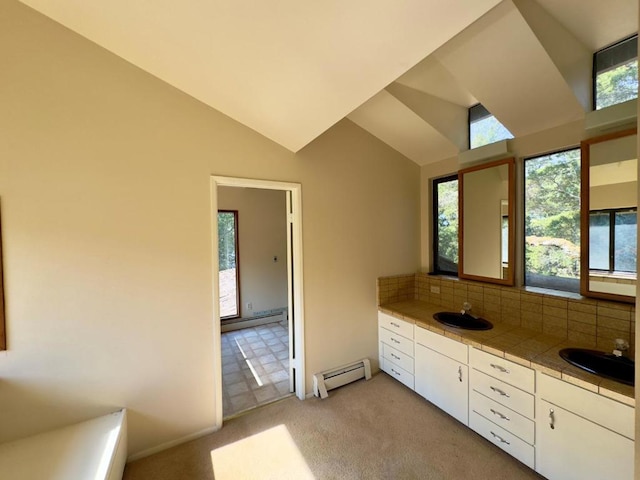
[{"xmin": 123, "ymin": 373, "xmax": 545, "ymax": 479}]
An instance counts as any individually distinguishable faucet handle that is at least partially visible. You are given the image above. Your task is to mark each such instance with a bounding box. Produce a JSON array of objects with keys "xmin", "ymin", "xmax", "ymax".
[
  {"xmin": 461, "ymin": 302, "xmax": 472, "ymax": 314},
  {"xmin": 615, "ymin": 338, "xmax": 629, "ymax": 352}
]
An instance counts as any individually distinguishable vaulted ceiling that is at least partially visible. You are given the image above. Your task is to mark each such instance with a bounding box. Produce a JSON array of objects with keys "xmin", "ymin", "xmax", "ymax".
[{"xmin": 20, "ymin": 0, "xmax": 638, "ymax": 165}]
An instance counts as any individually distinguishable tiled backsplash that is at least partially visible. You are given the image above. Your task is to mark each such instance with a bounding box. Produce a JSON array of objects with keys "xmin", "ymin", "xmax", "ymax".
[{"xmin": 377, "ymin": 273, "xmax": 636, "ymax": 355}]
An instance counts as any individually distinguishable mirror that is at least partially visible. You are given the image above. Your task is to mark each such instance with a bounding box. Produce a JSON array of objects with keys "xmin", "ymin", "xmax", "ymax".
[
  {"xmin": 581, "ymin": 128, "xmax": 637, "ymax": 303},
  {"xmin": 459, "ymin": 157, "xmax": 515, "ymax": 285}
]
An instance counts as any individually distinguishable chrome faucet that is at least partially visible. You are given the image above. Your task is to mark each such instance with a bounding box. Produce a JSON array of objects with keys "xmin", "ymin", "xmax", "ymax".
[{"xmin": 461, "ymin": 302, "xmax": 472, "ymax": 316}]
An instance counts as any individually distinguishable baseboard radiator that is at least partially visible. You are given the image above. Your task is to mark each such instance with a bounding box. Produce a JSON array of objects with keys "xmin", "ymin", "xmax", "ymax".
[{"xmin": 313, "ymin": 358, "xmax": 371, "ymax": 399}]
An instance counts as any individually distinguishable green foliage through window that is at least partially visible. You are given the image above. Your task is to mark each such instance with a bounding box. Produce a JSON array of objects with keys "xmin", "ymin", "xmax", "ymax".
[
  {"xmin": 469, "ymin": 104, "xmax": 514, "ymax": 149},
  {"xmin": 433, "ymin": 176, "xmax": 459, "ymax": 275},
  {"xmin": 524, "ymin": 149, "xmax": 581, "ymax": 292},
  {"xmin": 594, "ymin": 35, "xmax": 638, "ymax": 110}
]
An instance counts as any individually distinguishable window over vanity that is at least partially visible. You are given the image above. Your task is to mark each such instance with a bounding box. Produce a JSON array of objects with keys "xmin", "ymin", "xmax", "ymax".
[
  {"xmin": 432, "ymin": 175, "xmax": 459, "ymax": 276},
  {"xmin": 524, "ymin": 148, "xmax": 581, "ymax": 293}
]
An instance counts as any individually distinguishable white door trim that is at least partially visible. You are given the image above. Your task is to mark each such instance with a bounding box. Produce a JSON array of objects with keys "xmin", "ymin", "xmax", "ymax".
[{"xmin": 210, "ymin": 176, "xmax": 306, "ymax": 428}]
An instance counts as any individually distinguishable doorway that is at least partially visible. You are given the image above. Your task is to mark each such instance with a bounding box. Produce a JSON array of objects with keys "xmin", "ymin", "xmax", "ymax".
[{"xmin": 210, "ymin": 176, "xmax": 305, "ymax": 427}]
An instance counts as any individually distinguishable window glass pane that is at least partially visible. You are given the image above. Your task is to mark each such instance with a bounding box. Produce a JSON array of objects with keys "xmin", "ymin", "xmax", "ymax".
[
  {"xmin": 614, "ymin": 210, "xmax": 637, "ymax": 272},
  {"xmin": 218, "ymin": 211, "xmax": 239, "ymax": 318},
  {"xmin": 524, "ymin": 149, "xmax": 581, "ymax": 292},
  {"xmin": 589, "ymin": 212, "xmax": 610, "ymax": 270},
  {"xmin": 469, "ymin": 104, "xmax": 514, "ymax": 149},
  {"xmin": 596, "ymin": 58, "xmax": 638, "ymax": 109},
  {"xmin": 595, "ymin": 35, "xmax": 638, "ymax": 110},
  {"xmin": 434, "ymin": 177, "xmax": 458, "ymax": 275}
]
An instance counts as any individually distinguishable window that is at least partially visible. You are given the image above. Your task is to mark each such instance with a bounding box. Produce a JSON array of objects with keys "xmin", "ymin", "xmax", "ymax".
[
  {"xmin": 469, "ymin": 103, "xmax": 514, "ymax": 149},
  {"xmin": 218, "ymin": 210, "xmax": 240, "ymax": 319},
  {"xmin": 433, "ymin": 175, "xmax": 459, "ymax": 275},
  {"xmin": 594, "ymin": 34, "xmax": 638, "ymax": 110},
  {"xmin": 524, "ymin": 148, "xmax": 581, "ymax": 292},
  {"xmin": 589, "ymin": 208, "xmax": 637, "ymax": 274}
]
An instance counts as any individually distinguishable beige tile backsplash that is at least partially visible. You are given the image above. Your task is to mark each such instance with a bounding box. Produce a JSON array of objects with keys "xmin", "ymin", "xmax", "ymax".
[{"xmin": 377, "ymin": 273, "xmax": 635, "ymax": 355}]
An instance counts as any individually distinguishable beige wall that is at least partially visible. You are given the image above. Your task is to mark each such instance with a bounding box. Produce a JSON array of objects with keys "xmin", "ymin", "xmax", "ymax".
[
  {"xmin": 0, "ymin": 1, "xmax": 419, "ymax": 456},
  {"xmin": 218, "ymin": 187, "xmax": 288, "ymax": 318}
]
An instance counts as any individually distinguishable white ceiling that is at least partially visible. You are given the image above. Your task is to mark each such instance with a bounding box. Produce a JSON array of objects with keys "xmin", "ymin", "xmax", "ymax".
[{"xmin": 19, "ymin": 0, "xmax": 639, "ymax": 164}]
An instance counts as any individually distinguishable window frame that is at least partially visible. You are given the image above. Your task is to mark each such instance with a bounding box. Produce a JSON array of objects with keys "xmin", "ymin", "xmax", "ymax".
[{"xmin": 432, "ymin": 174, "xmax": 459, "ymax": 276}]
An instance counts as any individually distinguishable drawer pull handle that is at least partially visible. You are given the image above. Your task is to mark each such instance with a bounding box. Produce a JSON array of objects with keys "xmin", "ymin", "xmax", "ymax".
[
  {"xmin": 549, "ymin": 408, "xmax": 555, "ymax": 430},
  {"xmin": 490, "ymin": 363, "xmax": 510, "ymax": 374},
  {"xmin": 490, "ymin": 408, "xmax": 510, "ymax": 421},
  {"xmin": 390, "ymin": 368, "xmax": 401, "ymax": 377},
  {"xmin": 490, "ymin": 431, "xmax": 510, "ymax": 445},
  {"xmin": 458, "ymin": 366, "xmax": 463, "ymax": 382},
  {"xmin": 391, "ymin": 338, "xmax": 401, "ymax": 344},
  {"xmin": 490, "ymin": 386, "xmax": 510, "ymax": 398},
  {"xmin": 391, "ymin": 353, "xmax": 401, "ymax": 360},
  {"xmin": 390, "ymin": 322, "xmax": 400, "ymax": 328}
]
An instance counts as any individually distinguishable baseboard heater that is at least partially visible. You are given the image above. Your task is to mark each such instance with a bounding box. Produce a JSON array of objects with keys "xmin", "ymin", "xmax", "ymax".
[{"xmin": 313, "ymin": 358, "xmax": 371, "ymax": 399}]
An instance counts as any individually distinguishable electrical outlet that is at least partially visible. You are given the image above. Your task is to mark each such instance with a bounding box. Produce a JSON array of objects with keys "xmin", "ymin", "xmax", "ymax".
[
  {"xmin": 430, "ymin": 286, "xmax": 441, "ymax": 294},
  {"xmin": 246, "ymin": 302, "xmax": 253, "ymax": 310}
]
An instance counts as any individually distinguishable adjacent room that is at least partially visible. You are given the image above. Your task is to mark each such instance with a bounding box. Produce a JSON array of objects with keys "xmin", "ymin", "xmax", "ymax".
[{"xmin": 0, "ymin": 0, "xmax": 639, "ymax": 479}]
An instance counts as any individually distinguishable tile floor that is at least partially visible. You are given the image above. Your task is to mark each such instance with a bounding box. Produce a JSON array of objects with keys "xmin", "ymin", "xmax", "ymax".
[{"xmin": 221, "ymin": 322, "xmax": 291, "ymax": 417}]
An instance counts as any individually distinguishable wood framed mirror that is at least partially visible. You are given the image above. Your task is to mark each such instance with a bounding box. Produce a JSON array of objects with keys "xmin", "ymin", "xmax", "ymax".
[
  {"xmin": 580, "ymin": 128, "xmax": 637, "ymax": 303},
  {"xmin": 459, "ymin": 157, "xmax": 515, "ymax": 286}
]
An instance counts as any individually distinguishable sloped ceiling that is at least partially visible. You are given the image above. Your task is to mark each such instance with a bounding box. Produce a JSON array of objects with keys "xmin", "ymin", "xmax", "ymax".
[
  {"xmin": 18, "ymin": 0, "xmax": 502, "ymax": 152},
  {"xmin": 19, "ymin": 0, "xmax": 638, "ymax": 164}
]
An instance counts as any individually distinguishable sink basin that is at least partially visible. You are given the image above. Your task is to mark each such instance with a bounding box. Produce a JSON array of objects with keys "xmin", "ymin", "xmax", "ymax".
[
  {"xmin": 433, "ymin": 312, "xmax": 493, "ymax": 330},
  {"xmin": 559, "ymin": 348, "xmax": 634, "ymax": 386}
]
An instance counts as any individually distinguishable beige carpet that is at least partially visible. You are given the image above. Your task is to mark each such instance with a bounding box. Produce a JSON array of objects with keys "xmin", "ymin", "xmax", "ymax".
[{"xmin": 123, "ymin": 373, "xmax": 544, "ymax": 479}]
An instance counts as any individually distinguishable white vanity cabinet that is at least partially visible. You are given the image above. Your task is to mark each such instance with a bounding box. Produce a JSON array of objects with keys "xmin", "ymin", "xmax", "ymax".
[
  {"xmin": 536, "ymin": 373, "xmax": 634, "ymax": 480},
  {"xmin": 414, "ymin": 327, "xmax": 469, "ymax": 425},
  {"xmin": 378, "ymin": 312, "xmax": 414, "ymax": 389},
  {"xmin": 468, "ymin": 348, "xmax": 535, "ymax": 469}
]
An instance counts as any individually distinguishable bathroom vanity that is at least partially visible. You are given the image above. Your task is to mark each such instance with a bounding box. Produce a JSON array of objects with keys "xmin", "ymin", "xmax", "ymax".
[{"xmin": 377, "ymin": 301, "xmax": 635, "ymax": 480}]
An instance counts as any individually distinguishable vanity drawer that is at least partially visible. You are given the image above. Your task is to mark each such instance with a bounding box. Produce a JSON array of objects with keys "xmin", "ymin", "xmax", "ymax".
[
  {"xmin": 381, "ymin": 343, "xmax": 414, "ymax": 374},
  {"xmin": 470, "ymin": 348, "xmax": 534, "ymax": 393},
  {"xmin": 471, "ymin": 369, "xmax": 534, "ymax": 419},
  {"xmin": 381, "ymin": 357, "xmax": 414, "ymax": 389},
  {"xmin": 470, "ymin": 390, "xmax": 534, "ymax": 445},
  {"xmin": 470, "ymin": 411, "xmax": 535, "ymax": 469},
  {"xmin": 379, "ymin": 327, "xmax": 413, "ymax": 357},
  {"xmin": 415, "ymin": 326, "xmax": 467, "ymax": 364},
  {"xmin": 378, "ymin": 312, "xmax": 414, "ymax": 339}
]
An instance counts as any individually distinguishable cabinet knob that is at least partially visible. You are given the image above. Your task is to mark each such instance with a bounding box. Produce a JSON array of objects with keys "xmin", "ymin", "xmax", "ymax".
[
  {"xmin": 549, "ymin": 408, "xmax": 555, "ymax": 430},
  {"xmin": 458, "ymin": 366, "xmax": 463, "ymax": 382}
]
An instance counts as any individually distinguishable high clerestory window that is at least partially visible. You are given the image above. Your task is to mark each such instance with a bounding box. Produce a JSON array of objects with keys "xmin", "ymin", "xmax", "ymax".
[
  {"xmin": 594, "ymin": 34, "xmax": 638, "ymax": 110},
  {"xmin": 468, "ymin": 103, "xmax": 514, "ymax": 149}
]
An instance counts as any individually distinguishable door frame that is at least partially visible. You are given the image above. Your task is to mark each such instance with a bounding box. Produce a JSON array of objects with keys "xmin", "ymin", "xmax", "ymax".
[{"xmin": 210, "ymin": 176, "xmax": 306, "ymax": 428}]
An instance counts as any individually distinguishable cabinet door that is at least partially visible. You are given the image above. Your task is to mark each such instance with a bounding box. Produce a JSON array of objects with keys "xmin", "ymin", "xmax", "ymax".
[
  {"xmin": 536, "ymin": 399, "xmax": 634, "ymax": 480},
  {"xmin": 415, "ymin": 343, "xmax": 468, "ymax": 425}
]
